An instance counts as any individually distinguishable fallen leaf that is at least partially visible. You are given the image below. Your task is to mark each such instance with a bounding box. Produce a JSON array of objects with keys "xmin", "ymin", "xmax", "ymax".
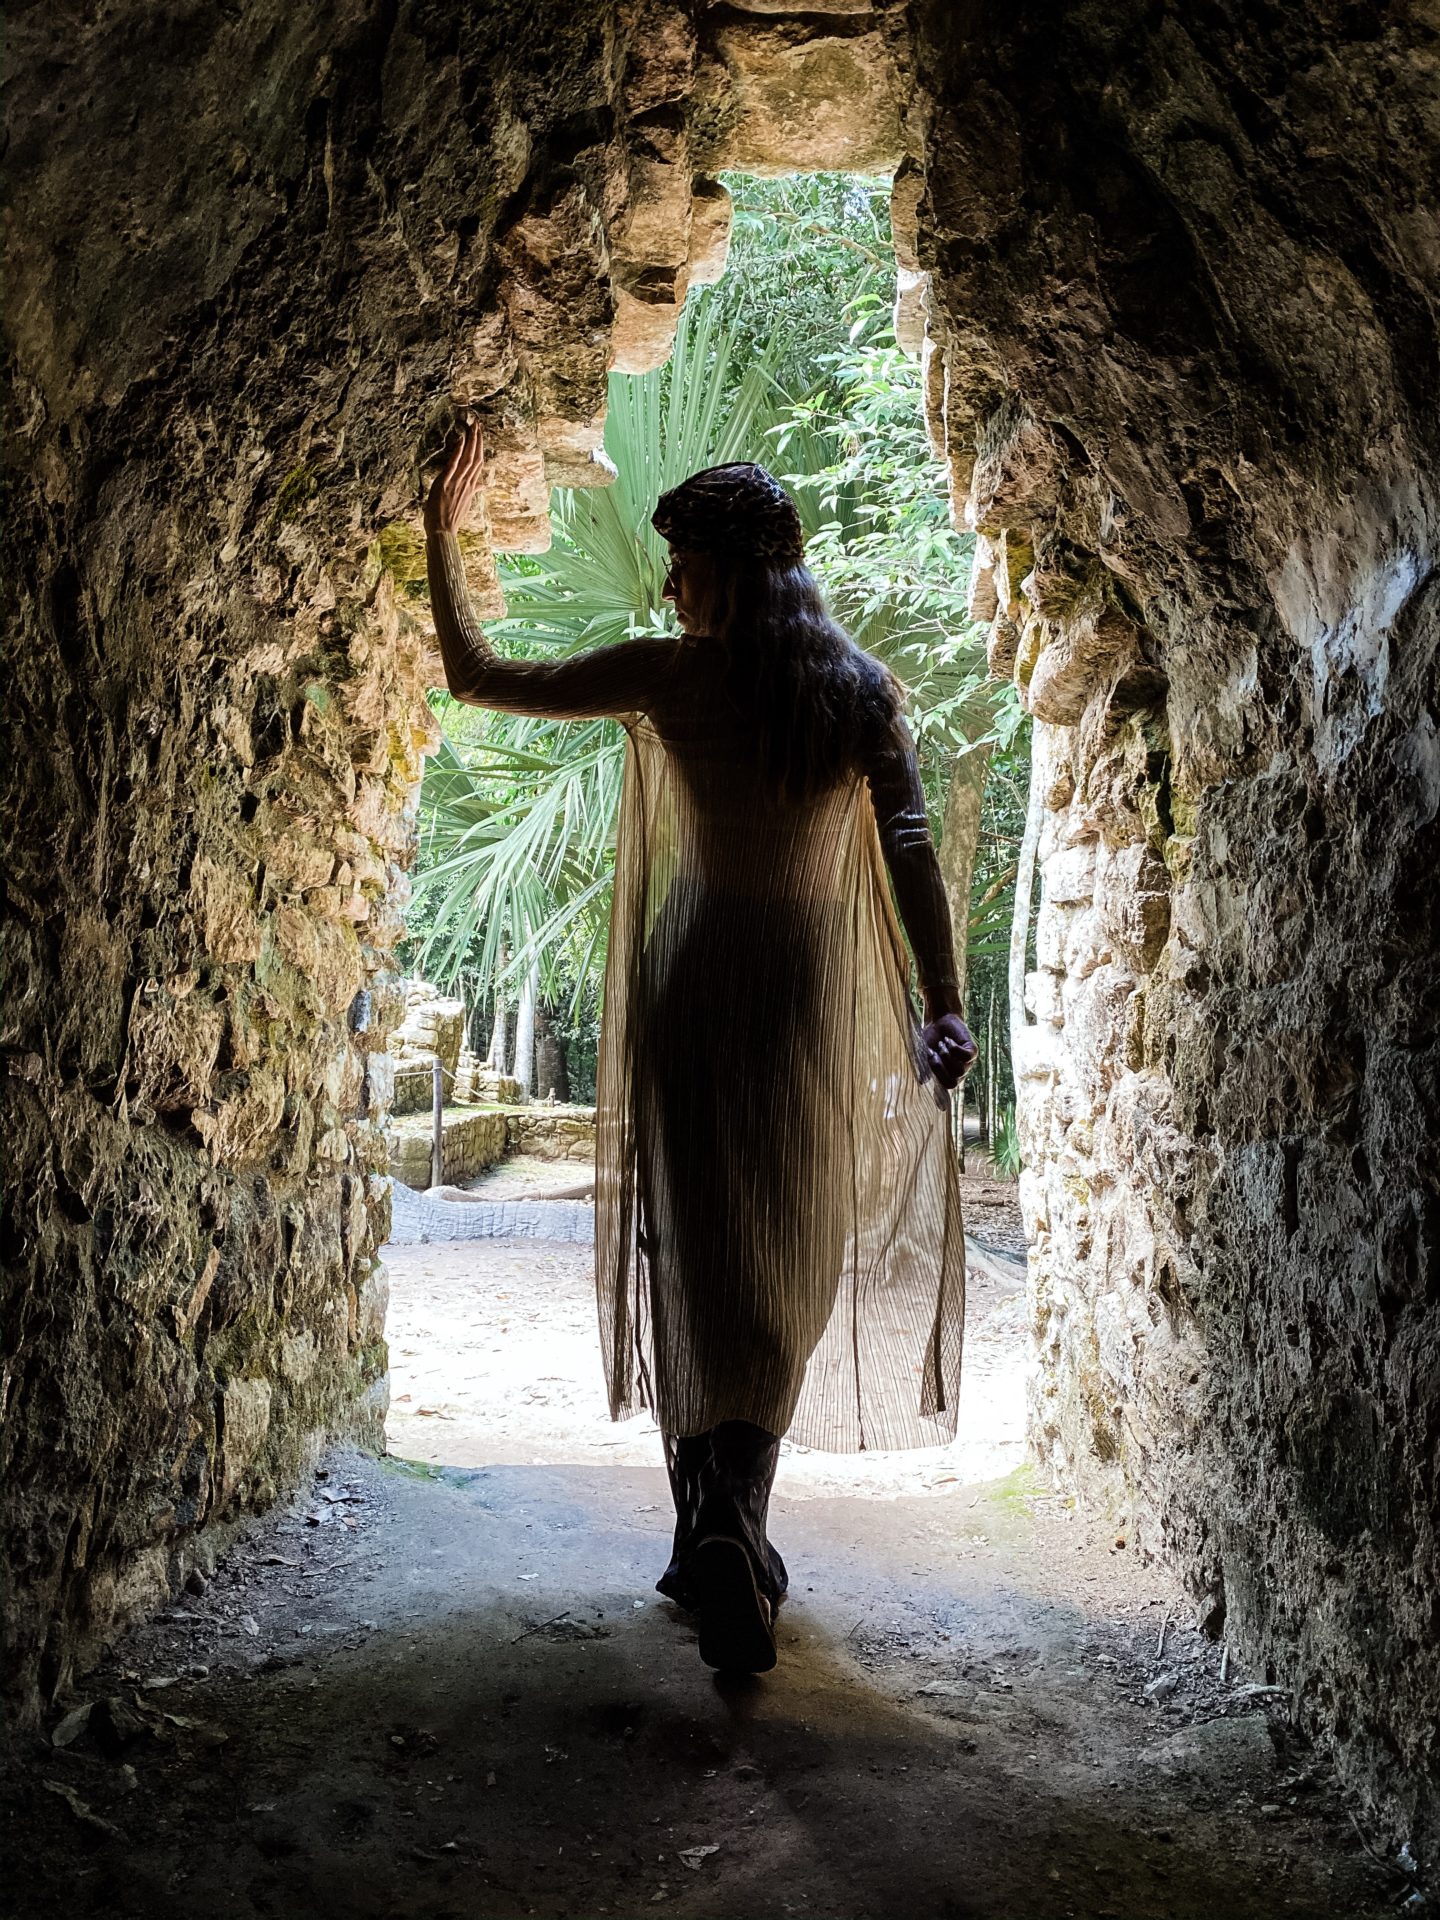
[{"xmin": 51, "ymin": 1703, "xmax": 94, "ymax": 1748}]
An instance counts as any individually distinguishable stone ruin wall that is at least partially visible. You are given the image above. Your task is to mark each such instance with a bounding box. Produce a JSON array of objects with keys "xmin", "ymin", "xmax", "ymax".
[{"xmin": 2, "ymin": 0, "xmax": 1436, "ymax": 1847}]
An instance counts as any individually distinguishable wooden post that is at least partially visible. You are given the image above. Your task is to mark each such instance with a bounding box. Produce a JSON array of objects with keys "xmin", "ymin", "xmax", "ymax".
[{"xmin": 431, "ymin": 1054, "xmax": 444, "ymax": 1190}]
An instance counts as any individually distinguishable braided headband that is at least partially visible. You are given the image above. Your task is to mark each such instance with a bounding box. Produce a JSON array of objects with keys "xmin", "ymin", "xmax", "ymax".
[{"xmin": 651, "ymin": 462, "xmax": 805, "ymax": 563}]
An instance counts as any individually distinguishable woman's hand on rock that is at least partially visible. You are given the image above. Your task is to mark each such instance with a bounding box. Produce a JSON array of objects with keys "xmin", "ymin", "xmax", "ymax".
[
  {"xmin": 424, "ymin": 417, "xmax": 485, "ymax": 536},
  {"xmin": 920, "ymin": 1011, "xmax": 979, "ymax": 1092}
]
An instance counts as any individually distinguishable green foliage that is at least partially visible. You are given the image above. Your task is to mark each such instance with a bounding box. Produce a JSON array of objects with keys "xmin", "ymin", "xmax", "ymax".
[
  {"xmin": 405, "ymin": 727, "xmax": 625, "ymax": 1021},
  {"xmin": 960, "ymin": 731, "xmax": 1030, "ymax": 1133},
  {"xmin": 991, "ymin": 1104, "xmax": 1023, "ymax": 1179},
  {"xmin": 710, "ymin": 173, "xmax": 894, "ymax": 394}
]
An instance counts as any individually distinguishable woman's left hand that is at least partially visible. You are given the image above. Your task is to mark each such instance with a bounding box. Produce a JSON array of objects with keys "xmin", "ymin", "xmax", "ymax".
[
  {"xmin": 920, "ymin": 1012, "xmax": 979, "ymax": 1092},
  {"xmin": 424, "ymin": 417, "xmax": 486, "ymax": 535}
]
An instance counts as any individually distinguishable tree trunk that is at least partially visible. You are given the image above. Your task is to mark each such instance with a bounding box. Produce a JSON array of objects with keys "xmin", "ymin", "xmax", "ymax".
[
  {"xmin": 486, "ymin": 942, "xmax": 510, "ymax": 1071},
  {"xmin": 534, "ymin": 1001, "xmax": 570, "ymax": 1102},
  {"xmin": 513, "ymin": 958, "xmax": 539, "ymax": 1096},
  {"xmin": 938, "ymin": 741, "xmax": 992, "ymax": 1019},
  {"xmin": 463, "ymin": 969, "xmax": 484, "ymax": 1054}
]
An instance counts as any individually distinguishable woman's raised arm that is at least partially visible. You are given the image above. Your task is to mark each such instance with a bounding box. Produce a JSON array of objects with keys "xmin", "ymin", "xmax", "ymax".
[{"xmin": 423, "ymin": 420, "xmax": 679, "ymax": 720}]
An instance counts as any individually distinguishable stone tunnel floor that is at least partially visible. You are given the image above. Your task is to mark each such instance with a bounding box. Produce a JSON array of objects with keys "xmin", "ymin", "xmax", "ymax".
[{"xmin": 2, "ymin": 1213, "xmax": 1401, "ymax": 1919}]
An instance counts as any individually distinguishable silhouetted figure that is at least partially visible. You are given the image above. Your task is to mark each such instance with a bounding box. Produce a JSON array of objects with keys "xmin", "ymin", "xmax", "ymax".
[{"xmin": 425, "ymin": 423, "xmax": 976, "ymax": 1671}]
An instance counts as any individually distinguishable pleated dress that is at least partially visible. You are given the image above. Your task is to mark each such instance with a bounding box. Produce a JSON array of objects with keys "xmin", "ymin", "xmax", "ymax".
[{"xmin": 442, "ymin": 608, "xmax": 967, "ymax": 1453}]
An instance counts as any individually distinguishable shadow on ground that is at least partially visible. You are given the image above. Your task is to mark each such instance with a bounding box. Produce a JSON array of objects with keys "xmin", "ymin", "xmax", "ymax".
[{"xmin": 1, "ymin": 1450, "xmax": 1394, "ymax": 1919}]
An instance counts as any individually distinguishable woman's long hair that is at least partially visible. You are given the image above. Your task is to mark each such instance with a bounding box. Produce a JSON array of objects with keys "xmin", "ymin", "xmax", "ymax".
[{"xmin": 682, "ymin": 552, "xmax": 908, "ymax": 805}]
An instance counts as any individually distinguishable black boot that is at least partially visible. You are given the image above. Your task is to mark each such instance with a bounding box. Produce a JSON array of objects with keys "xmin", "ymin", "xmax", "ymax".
[
  {"xmin": 656, "ymin": 1422, "xmax": 787, "ymax": 1670},
  {"xmin": 656, "ymin": 1430, "xmax": 711, "ymax": 1611}
]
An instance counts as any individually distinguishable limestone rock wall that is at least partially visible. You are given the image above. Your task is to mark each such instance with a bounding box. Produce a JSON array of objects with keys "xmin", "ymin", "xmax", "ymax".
[
  {"xmin": 0, "ymin": 0, "xmax": 662, "ymax": 1719},
  {"xmin": 907, "ymin": 0, "xmax": 1439, "ymax": 1850}
]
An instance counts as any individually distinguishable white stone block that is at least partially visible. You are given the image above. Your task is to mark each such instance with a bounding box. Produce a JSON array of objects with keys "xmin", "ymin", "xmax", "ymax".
[
  {"xmin": 1035, "ymin": 901, "xmax": 1071, "ymax": 973},
  {"xmin": 1063, "ymin": 905, "xmax": 1111, "ymax": 981},
  {"xmin": 1043, "ymin": 842, "xmax": 1097, "ymax": 907},
  {"xmin": 1028, "ymin": 967, "xmax": 1065, "ymax": 1027}
]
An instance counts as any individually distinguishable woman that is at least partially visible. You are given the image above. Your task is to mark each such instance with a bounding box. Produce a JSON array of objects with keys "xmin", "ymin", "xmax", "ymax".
[{"xmin": 424, "ymin": 421, "xmax": 977, "ymax": 1674}]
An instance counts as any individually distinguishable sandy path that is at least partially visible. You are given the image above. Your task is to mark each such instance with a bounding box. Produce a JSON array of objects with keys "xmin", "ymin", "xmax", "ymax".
[{"xmin": 382, "ymin": 1228, "xmax": 1029, "ymax": 1498}]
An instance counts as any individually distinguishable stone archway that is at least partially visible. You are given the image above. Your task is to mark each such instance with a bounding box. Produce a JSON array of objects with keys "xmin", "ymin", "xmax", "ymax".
[{"xmin": 3, "ymin": 0, "xmax": 1436, "ymax": 1858}]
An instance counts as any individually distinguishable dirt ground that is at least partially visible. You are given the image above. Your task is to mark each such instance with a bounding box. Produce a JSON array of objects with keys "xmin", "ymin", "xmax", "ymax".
[{"xmin": 0, "ymin": 1199, "xmax": 1404, "ymax": 1919}]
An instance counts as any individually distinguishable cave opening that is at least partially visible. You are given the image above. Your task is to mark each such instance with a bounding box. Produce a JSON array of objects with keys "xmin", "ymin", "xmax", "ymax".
[
  {"xmin": 3, "ymin": 3, "xmax": 1436, "ymax": 1910},
  {"xmin": 378, "ymin": 165, "xmax": 1035, "ymax": 1517}
]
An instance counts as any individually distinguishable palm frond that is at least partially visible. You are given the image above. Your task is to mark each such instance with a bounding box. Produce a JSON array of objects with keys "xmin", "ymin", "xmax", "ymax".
[{"xmin": 409, "ymin": 283, "xmax": 995, "ymax": 1010}]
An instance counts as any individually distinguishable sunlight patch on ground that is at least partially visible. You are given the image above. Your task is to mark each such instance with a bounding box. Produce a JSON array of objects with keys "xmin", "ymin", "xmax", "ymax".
[{"xmin": 381, "ymin": 1232, "xmax": 1029, "ymax": 1500}]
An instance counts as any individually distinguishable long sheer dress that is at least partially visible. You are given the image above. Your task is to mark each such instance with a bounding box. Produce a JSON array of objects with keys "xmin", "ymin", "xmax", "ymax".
[{"xmin": 431, "ymin": 536, "xmax": 967, "ymax": 1458}]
